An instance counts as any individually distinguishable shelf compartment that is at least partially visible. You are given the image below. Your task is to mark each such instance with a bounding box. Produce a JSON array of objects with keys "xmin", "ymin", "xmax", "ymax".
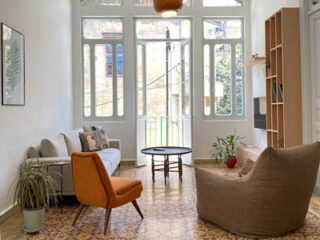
[
  {"xmin": 270, "ymin": 50, "xmax": 277, "ymax": 76},
  {"xmin": 277, "ymin": 104, "xmax": 284, "ymax": 148},
  {"xmin": 272, "ymin": 132, "xmax": 278, "ymax": 148},
  {"xmin": 276, "ymin": 48, "xmax": 283, "ymax": 102},
  {"xmin": 275, "ymin": 11, "xmax": 282, "ymax": 46},
  {"xmin": 270, "ymin": 16, "xmax": 276, "ymax": 49},
  {"xmin": 266, "ymin": 78, "xmax": 272, "ymax": 130},
  {"xmin": 271, "ymin": 78, "xmax": 277, "ymax": 103},
  {"xmin": 271, "ymin": 104, "xmax": 277, "ymax": 131}
]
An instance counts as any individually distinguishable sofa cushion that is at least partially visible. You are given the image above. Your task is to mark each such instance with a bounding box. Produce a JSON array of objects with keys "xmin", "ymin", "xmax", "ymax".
[
  {"xmin": 110, "ymin": 177, "xmax": 141, "ymax": 195},
  {"xmin": 40, "ymin": 135, "xmax": 68, "ymax": 157},
  {"xmin": 80, "ymin": 131, "xmax": 103, "ymax": 152},
  {"xmin": 28, "ymin": 145, "xmax": 41, "ymax": 158},
  {"xmin": 92, "ymin": 126, "xmax": 109, "ymax": 148},
  {"xmin": 97, "ymin": 148, "xmax": 121, "ymax": 174},
  {"xmin": 84, "ymin": 125, "xmax": 110, "ymax": 148},
  {"xmin": 62, "ymin": 129, "xmax": 83, "ymax": 156}
]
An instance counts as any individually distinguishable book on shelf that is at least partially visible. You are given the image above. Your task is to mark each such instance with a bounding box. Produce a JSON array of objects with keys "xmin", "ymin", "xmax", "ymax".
[
  {"xmin": 279, "ymin": 84, "xmax": 283, "ymax": 101},
  {"xmin": 272, "ymin": 83, "xmax": 277, "ymax": 102}
]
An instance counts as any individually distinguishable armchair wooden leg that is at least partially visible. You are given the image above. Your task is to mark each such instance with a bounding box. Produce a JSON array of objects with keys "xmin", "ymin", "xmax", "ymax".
[
  {"xmin": 104, "ymin": 208, "xmax": 112, "ymax": 235},
  {"xmin": 72, "ymin": 204, "xmax": 85, "ymax": 226},
  {"xmin": 132, "ymin": 200, "xmax": 144, "ymax": 219}
]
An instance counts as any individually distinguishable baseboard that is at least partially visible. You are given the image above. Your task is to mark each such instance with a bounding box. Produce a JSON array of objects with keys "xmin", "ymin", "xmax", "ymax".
[
  {"xmin": 194, "ymin": 159, "xmax": 216, "ymax": 164},
  {"xmin": 120, "ymin": 160, "xmax": 135, "ymax": 165},
  {"xmin": 0, "ymin": 204, "xmax": 19, "ymax": 225}
]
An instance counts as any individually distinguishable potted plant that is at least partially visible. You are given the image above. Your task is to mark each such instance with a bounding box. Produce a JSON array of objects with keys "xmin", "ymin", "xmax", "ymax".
[
  {"xmin": 212, "ymin": 135, "xmax": 246, "ymax": 168},
  {"xmin": 212, "ymin": 137, "xmax": 224, "ymax": 164},
  {"xmin": 13, "ymin": 159, "xmax": 58, "ymax": 233}
]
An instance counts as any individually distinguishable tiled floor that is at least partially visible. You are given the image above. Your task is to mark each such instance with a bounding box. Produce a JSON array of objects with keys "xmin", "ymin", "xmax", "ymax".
[{"xmin": 1, "ymin": 163, "xmax": 320, "ymax": 240}]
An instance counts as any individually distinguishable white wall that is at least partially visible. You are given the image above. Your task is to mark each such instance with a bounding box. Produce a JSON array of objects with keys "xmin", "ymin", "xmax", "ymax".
[
  {"xmin": 0, "ymin": 0, "xmax": 72, "ymax": 216},
  {"xmin": 251, "ymin": 0, "xmax": 300, "ymax": 149}
]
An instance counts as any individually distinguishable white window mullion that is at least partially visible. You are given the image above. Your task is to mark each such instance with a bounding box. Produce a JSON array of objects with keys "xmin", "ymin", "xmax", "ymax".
[
  {"xmin": 142, "ymin": 44, "xmax": 147, "ymax": 116},
  {"xmin": 112, "ymin": 43, "xmax": 118, "ymax": 117},
  {"xmin": 241, "ymin": 42, "xmax": 245, "ymax": 116},
  {"xmin": 210, "ymin": 43, "xmax": 216, "ymax": 118},
  {"xmin": 90, "ymin": 43, "xmax": 96, "ymax": 117},
  {"xmin": 231, "ymin": 43, "xmax": 236, "ymax": 117},
  {"xmin": 181, "ymin": 43, "xmax": 186, "ymax": 115}
]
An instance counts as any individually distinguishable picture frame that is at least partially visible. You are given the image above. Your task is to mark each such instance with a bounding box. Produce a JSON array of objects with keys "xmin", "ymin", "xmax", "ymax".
[{"xmin": 1, "ymin": 23, "xmax": 25, "ymax": 106}]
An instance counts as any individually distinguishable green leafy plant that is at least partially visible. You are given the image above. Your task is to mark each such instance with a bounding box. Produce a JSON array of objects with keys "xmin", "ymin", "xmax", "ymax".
[
  {"xmin": 212, "ymin": 135, "xmax": 246, "ymax": 164},
  {"xmin": 4, "ymin": 40, "xmax": 21, "ymax": 98},
  {"xmin": 14, "ymin": 159, "xmax": 59, "ymax": 210},
  {"xmin": 212, "ymin": 137, "xmax": 224, "ymax": 163}
]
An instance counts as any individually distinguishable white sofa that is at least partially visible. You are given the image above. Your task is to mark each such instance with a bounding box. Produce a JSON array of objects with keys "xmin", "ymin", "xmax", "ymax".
[{"xmin": 26, "ymin": 129, "xmax": 121, "ymax": 196}]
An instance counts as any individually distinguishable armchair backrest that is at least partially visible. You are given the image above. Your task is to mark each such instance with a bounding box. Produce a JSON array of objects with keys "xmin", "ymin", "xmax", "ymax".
[
  {"xmin": 71, "ymin": 152, "xmax": 116, "ymax": 208},
  {"xmin": 245, "ymin": 143, "xmax": 320, "ymax": 222}
]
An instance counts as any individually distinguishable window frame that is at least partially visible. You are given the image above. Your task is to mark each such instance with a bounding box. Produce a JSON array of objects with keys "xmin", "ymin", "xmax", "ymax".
[
  {"xmin": 202, "ymin": 17, "xmax": 245, "ymax": 120},
  {"xmin": 81, "ymin": 17, "xmax": 125, "ymax": 121}
]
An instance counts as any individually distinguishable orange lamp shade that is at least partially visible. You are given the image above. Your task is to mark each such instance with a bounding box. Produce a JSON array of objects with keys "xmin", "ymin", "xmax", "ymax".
[{"xmin": 154, "ymin": 0, "xmax": 183, "ymax": 15}]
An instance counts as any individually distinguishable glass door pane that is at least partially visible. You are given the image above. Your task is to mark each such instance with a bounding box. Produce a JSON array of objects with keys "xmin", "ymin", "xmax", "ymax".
[
  {"xmin": 95, "ymin": 44, "xmax": 113, "ymax": 117},
  {"xmin": 204, "ymin": 44, "xmax": 211, "ymax": 116},
  {"xmin": 136, "ymin": 42, "xmax": 147, "ymax": 167},
  {"xmin": 116, "ymin": 44, "xmax": 124, "ymax": 116},
  {"xmin": 83, "ymin": 44, "xmax": 91, "ymax": 117},
  {"xmin": 215, "ymin": 44, "xmax": 232, "ymax": 116}
]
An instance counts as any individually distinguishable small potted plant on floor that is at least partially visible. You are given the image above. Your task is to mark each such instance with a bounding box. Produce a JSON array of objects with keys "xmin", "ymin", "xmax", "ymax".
[
  {"xmin": 13, "ymin": 159, "xmax": 58, "ymax": 233},
  {"xmin": 212, "ymin": 135, "xmax": 246, "ymax": 168}
]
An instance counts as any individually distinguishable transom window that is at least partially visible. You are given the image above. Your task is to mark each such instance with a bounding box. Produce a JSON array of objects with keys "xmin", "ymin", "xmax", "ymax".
[
  {"xmin": 136, "ymin": 19, "xmax": 190, "ymax": 39},
  {"xmin": 203, "ymin": 0, "xmax": 242, "ymax": 7},
  {"xmin": 203, "ymin": 18, "xmax": 244, "ymax": 119},
  {"xmin": 80, "ymin": 0, "xmax": 192, "ymax": 7},
  {"xmin": 135, "ymin": 0, "xmax": 191, "ymax": 6},
  {"xmin": 82, "ymin": 18, "xmax": 124, "ymax": 119},
  {"xmin": 80, "ymin": 0, "xmax": 122, "ymax": 6}
]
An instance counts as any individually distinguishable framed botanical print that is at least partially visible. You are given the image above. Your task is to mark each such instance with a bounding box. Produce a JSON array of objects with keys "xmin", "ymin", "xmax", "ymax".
[{"xmin": 1, "ymin": 23, "xmax": 25, "ymax": 106}]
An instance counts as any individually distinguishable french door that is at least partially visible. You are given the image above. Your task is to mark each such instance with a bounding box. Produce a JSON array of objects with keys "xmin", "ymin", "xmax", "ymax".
[{"xmin": 136, "ymin": 39, "xmax": 192, "ymax": 167}]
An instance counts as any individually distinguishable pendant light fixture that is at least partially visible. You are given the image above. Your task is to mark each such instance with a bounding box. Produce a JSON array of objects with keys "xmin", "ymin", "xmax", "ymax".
[{"xmin": 154, "ymin": 0, "xmax": 183, "ymax": 18}]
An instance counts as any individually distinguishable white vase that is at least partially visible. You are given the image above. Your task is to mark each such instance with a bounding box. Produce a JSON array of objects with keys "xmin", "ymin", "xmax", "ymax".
[{"xmin": 23, "ymin": 208, "xmax": 45, "ymax": 233}]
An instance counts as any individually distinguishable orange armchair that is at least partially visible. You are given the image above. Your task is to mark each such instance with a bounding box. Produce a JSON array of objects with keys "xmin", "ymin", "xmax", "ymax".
[{"xmin": 71, "ymin": 152, "xmax": 144, "ymax": 235}]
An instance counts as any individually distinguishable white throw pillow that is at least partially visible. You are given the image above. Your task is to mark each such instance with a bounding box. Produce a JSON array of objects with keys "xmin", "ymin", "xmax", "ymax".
[
  {"xmin": 62, "ymin": 129, "xmax": 83, "ymax": 156},
  {"xmin": 40, "ymin": 135, "xmax": 68, "ymax": 157}
]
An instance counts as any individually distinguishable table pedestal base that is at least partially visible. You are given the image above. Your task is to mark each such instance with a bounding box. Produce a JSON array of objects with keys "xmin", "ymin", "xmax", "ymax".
[{"xmin": 151, "ymin": 155, "xmax": 183, "ymax": 184}]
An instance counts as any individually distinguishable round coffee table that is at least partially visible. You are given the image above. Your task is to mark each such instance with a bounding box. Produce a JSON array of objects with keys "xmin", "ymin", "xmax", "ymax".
[{"xmin": 141, "ymin": 147, "xmax": 192, "ymax": 183}]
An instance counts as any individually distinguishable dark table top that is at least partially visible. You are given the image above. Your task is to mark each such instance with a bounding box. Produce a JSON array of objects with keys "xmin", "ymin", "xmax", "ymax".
[{"xmin": 141, "ymin": 147, "xmax": 192, "ymax": 156}]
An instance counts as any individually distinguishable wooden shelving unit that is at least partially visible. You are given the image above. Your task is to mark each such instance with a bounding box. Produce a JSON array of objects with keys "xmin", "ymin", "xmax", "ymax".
[{"xmin": 265, "ymin": 8, "xmax": 302, "ymax": 148}]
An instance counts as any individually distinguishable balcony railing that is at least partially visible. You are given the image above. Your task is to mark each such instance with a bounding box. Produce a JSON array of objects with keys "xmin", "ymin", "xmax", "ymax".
[{"xmin": 146, "ymin": 116, "xmax": 182, "ymax": 147}]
